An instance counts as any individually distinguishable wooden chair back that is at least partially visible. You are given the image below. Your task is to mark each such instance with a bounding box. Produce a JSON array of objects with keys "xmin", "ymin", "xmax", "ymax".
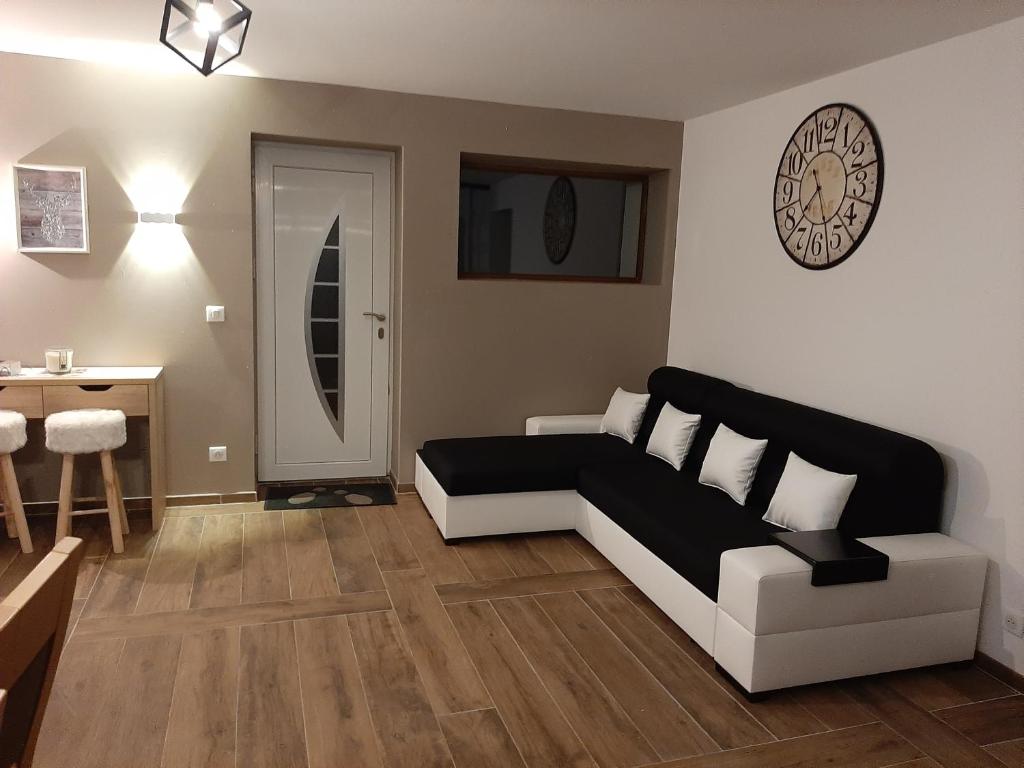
[{"xmin": 0, "ymin": 537, "xmax": 83, "ymax": 767}]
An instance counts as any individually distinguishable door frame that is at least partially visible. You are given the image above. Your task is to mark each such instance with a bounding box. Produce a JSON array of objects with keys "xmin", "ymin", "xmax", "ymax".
[{"xmin": 253, "ymin": 140, "xmax": 396, "ymax": 482}]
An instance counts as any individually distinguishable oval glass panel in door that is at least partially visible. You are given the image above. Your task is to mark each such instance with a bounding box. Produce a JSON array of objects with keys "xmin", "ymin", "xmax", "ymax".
[{"xmin": 306, "ymin": 214, "xmax": 345, "ymax": 438}]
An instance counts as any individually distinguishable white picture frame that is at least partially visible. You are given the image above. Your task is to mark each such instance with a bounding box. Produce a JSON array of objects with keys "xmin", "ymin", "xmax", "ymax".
[{"xmin": 13, "ymin": 164, "xmax": 90, "ymax": 253}]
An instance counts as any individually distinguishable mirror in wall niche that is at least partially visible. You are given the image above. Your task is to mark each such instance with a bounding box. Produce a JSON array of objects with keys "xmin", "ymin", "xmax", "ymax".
[{"xmin": 458, "ymin": 156, "xmax": 648, "ymax": 282}]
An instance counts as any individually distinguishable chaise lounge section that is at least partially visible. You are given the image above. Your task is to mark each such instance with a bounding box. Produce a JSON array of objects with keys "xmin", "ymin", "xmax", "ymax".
[{"xmin": 414, "ymin": 367, "xmax": 987, "ymax": 695}]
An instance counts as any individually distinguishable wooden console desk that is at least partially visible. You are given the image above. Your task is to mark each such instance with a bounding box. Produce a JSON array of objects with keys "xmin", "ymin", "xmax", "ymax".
[{"xmin": 0, "ymin": 367, "xmax": 166, "ymax": 529}]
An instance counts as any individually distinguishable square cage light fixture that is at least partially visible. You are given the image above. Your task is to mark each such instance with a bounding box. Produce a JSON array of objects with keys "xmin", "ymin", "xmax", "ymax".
[{"xmin": 160, "ymin": 0, "xmax": 252, "ymax": 76}]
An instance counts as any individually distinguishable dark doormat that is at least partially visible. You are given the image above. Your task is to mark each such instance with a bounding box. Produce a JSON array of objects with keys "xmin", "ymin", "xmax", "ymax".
[{"xmin": 263, "ymin": 482, "xmax": 396, "ymax": 510}]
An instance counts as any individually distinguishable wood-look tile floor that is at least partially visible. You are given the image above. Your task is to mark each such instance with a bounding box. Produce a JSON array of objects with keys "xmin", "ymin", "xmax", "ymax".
[{"xmin": 3, "ymin": 495, "xmax": 1020, "ymax": 768}]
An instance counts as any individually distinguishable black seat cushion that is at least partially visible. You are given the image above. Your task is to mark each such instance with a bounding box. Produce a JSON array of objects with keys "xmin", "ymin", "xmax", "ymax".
[
  {"xmin": 419, "ymin": 433, "xmax": 641, "ymax": 496},
  {"xmin": 578, "ymin": 457, "xmax": 783, "ymax": 599}
]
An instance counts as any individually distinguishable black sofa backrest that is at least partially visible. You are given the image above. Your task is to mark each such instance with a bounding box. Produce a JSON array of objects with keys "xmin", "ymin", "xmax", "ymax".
[
  {"xmin": 640, "ymin": 366, "xmax": 944, "ymax": 537},
  {"xmin": 636, "ymin": 367, "xmax": 733, "ymax": 448}
]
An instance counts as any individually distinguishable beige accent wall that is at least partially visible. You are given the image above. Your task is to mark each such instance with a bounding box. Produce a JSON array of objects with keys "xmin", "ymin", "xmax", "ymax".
[
  {"xmin": 0, "ymin": 52, "xmax": 682, "ymax": 501},
  {"xmin": 668, "ymin": 19, "xmax": 1024, "ymax": 673}
]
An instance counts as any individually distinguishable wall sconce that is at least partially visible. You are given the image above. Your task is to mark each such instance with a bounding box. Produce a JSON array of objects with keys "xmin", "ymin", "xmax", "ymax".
[
  {"xmin": 160, "ymin": 0, "xmax": 252, "ymax": 77},
  {"xmin": 138, "ymin": 212, "xmax": 178, "ymax": 224}
]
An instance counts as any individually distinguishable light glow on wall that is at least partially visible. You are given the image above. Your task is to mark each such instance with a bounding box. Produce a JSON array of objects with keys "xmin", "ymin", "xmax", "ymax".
[
  {"xmin": 126, "ymin": 166, "xmax": 189, "ymax": 216},
  {"xmin": 125, "ymin": 165, "xmax": 193, "ymax": 272}
]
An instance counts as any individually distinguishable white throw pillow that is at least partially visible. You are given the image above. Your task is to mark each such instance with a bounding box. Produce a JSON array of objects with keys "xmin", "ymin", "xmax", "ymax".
[
  {"xmin": 698, "ymin": 424, "xmax": 768, "ymax": 505},
  {"xmin": 763, "ymin": 452, "xmax": 858, "ymax": 531},
  {"xmin": 600, "ymin": 387, "xmax": 650, "ymax": 444},
  {"xmin": 645, "ymin": 404, "xmax": 701, "ymax": 470}
]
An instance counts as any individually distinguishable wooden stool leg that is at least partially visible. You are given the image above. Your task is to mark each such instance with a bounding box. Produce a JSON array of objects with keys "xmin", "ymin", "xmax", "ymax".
[
  {"xmin": 56, "ymin": 454, "xmax": 75, "ymax": 542},
  {"xmin": 113, "ymin": 463, "xmax": 129, "ymax": 534},
  {"xmin": 0, "ymin": 455, "xmax": 32, "ymax": 554},
  {"xmin": 0, "ymin": 472, "xmax": 15, "ymax": 540},
  {"xmin": 100, "ymin": 451, "xmax": 124, "ymax": 554}
]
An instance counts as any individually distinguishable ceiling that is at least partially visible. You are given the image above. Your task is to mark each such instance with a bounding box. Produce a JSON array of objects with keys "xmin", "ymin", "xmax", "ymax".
[{"xmin": 1, "ymin": 0, "xmax": 1021, "ymax": 120}]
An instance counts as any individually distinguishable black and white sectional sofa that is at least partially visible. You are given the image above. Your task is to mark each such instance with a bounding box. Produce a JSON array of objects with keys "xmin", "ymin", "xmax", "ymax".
[{"xmin": 415, "ymin": 367, "xmax": 987, "ymax": 695}]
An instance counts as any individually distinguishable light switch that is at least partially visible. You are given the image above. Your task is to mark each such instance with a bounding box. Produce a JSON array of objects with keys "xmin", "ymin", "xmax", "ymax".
[{"xmin": 206, "ymin": 305, "xmax": 225, "ymax": 323}]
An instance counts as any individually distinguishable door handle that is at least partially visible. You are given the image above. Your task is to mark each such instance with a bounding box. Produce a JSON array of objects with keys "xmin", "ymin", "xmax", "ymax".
[{"xmin": 362, "ymin": 311, "xmax": 387, "ymax": 321}]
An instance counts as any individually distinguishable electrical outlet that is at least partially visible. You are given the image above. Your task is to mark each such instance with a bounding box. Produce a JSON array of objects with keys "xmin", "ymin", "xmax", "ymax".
[
  {"xmin": 208, "ymin": 446, "xmax": 228, "ymax": 463},
  {"xmin": 1004, "ymin": 611, "xmax": 1024, "ymax": 638}
]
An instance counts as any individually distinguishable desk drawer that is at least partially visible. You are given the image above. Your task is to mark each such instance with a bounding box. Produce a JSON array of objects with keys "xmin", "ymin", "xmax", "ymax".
[
  {"xmin": 43, "ymin": 384, "xmax": 149, "ymax": 417},
  {"xmin": 0, "ymin": 386, "xmax": 44, "ymax": 418}
]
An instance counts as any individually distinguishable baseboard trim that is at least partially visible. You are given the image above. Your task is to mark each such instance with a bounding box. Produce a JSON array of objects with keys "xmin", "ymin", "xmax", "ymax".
[
  {"xmin": 168, "ymin": 492, "xmax": 259, "ymax": 507},
  {"xmin": 16, "ymin": 491, "xmax": 259, "ymax": 517},
  {"xmin": 975, "ymin": 651, "xmax": 1024, "ymax": 693},
  {"xmin": 387, "ymin": 473, "xmax": 416, "ymax": 494},
  {"xmin": 167, "ymin": 494, "xmax": 221, "ymax": 507},
  {"xmin": 221, "ymin": 491, "xmax": 259, "ymax": 504}
]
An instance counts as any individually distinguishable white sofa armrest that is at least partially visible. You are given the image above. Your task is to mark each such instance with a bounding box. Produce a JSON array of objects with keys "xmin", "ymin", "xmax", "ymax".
[
  {"xmin": 525, "ymin": 414, "xmax": 604, "ymax": 436},
  {"xmin": 717, "ymin": 533, "xmax": 988, "ymax": 636}
]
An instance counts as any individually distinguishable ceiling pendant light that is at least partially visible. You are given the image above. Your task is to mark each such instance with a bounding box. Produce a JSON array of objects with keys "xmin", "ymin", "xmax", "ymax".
[{"xmin": 160, "ymin": 0, "xmax": 252, "ymax": 76}]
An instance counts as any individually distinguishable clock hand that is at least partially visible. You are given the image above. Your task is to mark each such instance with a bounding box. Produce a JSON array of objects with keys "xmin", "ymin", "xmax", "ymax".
[
  {"xmin": 816, "ymin": 186, "xmax": 828, "ymax": 219},
  {"xmin": 801, "ymin": 177, "xmax": 819, "ymax": 215},
  {"xmin": 812, "ymin": 169, "xmax": 829, "ymax": 219},
  {"xmin": 801, "ymin": 178, "xmax": 824, "ymax": 218}
]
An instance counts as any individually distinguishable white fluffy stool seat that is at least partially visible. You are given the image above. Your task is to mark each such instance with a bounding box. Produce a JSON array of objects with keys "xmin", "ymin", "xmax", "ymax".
[
  {"xmin": 0, "ymin": 409, "xmax": 32, "ymax": 553},
  {"xmin": 46, "ymin": 409, "xmax": 129, "ymax": 554},
  {"xmin": 45, "ymin": 409, "xmax": 127, "ymax": 455},
  {"xmin": 0, "ymin": 410, "xmax": 28, "ymax": 455}
]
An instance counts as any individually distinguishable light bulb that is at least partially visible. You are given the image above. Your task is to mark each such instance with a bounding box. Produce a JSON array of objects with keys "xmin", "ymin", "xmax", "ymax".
[{"xmin": 193, "ymin": 2, "xmax": 222, "ymax": 35}]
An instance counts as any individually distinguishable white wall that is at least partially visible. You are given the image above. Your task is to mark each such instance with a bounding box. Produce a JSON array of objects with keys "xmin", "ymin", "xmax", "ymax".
[{"xmin": 668, "ymin": 18, "xmax": 1024, "ymax": 674}]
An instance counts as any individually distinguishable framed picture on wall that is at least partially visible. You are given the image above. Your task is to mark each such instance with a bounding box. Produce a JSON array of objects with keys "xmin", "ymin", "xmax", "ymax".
[{"xmin": 13, "ymin": 164, "xmax": 90, "ymax": 253}]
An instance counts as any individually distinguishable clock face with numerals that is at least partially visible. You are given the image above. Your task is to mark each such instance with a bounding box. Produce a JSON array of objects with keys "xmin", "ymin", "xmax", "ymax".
[{"xmin": 774, "ymin": 103, "xmax": 883, "ymax": 269}]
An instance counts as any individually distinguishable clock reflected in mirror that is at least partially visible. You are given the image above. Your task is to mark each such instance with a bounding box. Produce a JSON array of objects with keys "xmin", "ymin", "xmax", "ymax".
[{"xmin": 774, "ymin": 103, "xmax": 883, "ymax": 270}]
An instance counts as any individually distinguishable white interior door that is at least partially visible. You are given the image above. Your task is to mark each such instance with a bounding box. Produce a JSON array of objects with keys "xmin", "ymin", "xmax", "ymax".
[{"xmin": 255, "ymin": 143, "xmax": 392, "ymax": 481}]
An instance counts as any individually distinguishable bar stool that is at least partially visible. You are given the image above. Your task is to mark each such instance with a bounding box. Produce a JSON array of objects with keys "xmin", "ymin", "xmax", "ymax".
[
  {"xmin": 0, "ymin": 410, "xmax": 33, "ymax": 553},
  {"xmin": 45, "ymin": 409, "xmax": 129, "ymax": 554}
]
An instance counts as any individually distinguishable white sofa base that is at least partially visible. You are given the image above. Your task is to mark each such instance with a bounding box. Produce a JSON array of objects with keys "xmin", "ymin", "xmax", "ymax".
[
  {"xmin": 576, "ymin": 500, "xmax": 717, "ymax": 653},
  {"xmin": 415, "ymin": 455, "xmax": 717, "ymax": 649},
  {"xmin": 415, "ymin": 454, "xmax": 579, "ymax": 539},
  {"xmin": 414, "ymin": 427, "xmax": 987, "ymax": 695},
  {"xmin": 714, "ymin": 606, "xmax": 981, "ymax": 693}
]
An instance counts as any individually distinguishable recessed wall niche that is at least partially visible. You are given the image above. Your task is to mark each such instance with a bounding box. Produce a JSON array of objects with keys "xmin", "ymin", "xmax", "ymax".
[{"xmin": 458, "ymin": 154, "xmax": 649, "ymax": 282}]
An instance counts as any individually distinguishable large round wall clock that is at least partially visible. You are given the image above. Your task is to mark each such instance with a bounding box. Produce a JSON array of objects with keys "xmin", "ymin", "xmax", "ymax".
[
  {"xmin": 773, "ymin": 103, "xmax": 883, "ymax": 269},
  {"xmin": 543, "ymin": 176, "xmax": 576, "ymax": 264}
]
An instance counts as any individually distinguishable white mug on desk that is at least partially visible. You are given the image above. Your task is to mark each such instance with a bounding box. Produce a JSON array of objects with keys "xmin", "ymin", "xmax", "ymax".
[{"xmin": 44, "ymin": 347, "xmax": 74, "ymax": 374}]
